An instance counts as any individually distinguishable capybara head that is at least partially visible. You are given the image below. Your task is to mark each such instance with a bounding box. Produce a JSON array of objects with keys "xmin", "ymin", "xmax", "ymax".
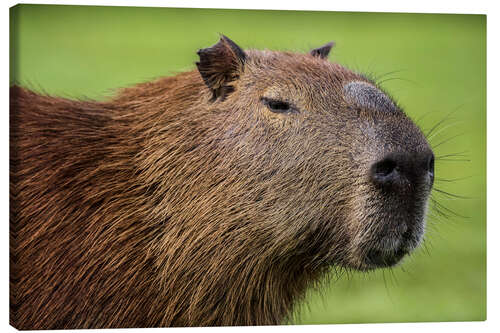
[{"xmin": 196, "ymin": 36, "xmax": 434, "ymax": 271}]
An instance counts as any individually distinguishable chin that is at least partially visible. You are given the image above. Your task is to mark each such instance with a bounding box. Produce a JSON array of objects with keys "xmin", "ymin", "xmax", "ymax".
[{"xmin": 349, "ymin": 216, "xmax": 426, "ymax": 271}]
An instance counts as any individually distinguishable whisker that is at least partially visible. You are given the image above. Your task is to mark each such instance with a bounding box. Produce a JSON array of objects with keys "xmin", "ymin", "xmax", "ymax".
[
  {"xmin": 424, "ymin": 105, "xmax": 464, "ymax": 138},
  {"xmin": 414, "ymin": 111, "xmax": 434, "ymax": 128},
  {"xmin": 422, "ymin": 241, "xmax": 432, "ymax": 257},
  {"xmin": 382, "ymin": 270, "xmax": 390, "ymax": 295},
  {"xmin": 432, "ymin": 132, "xmax": 466, "ymax": 149},
  {"xmin": 426, "ymin": 120, "xmax": 465, "ymax": 141},
  {"xmin": 430, "ymin": 198, "xmax": 469, "ymax": 219},
  {"xmin": 435, "ymin": 151, "xmax": 469, "ymax": 159},
  {"xmin": 374, "ymin": 69, "xmax": 407, "ymax": 82},
  {"xmin": 388, "ymin": 267, "xmax": 399, "ymax": 287},
  {"xmin": 434, "ymin": 175, "xmax": 471, "ymax": 183},
  {"xmin": 429, "ymin": 198, "xmax": 452, "ymax": 219},
  {"xmin": 433, "ymin": 187, "xmax": 470, "ymax": 200},
  {"xmin": 435, "ymin": 158, "xmax": 471, "ymax": 162},
  {"xmin": 377, "ymin": 77, "xmax": 418, "ymax": 87}
]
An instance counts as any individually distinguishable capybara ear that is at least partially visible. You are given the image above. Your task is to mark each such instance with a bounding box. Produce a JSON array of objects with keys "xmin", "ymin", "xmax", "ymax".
[
  {"xmin": 310, "ymin": 41, "xmax": 335, "ymax": 59},
  {"xmin": 196, "ymin": 35, "xmax": 246, "ymax": 101}
]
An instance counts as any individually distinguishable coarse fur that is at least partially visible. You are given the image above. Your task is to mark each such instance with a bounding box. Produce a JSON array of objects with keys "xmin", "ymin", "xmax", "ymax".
[{"xmin": 10, "ymin": 36, "xmax": 434, "ymax": 329}]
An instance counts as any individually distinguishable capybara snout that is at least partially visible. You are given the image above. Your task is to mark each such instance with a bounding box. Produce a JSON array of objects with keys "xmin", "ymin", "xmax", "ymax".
[
  {"xmin": 10, "ymin": 35, "xmax": 434, "ymax": 328},
  {"xmin": 370, "ymin": 150, "xmax": 435, "ymax": 190}
]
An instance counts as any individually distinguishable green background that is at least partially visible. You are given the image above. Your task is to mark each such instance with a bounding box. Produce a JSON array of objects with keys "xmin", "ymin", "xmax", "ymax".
[{"xmin": 10, "ymin": 4, "xmax": 486, "ymax": 324}]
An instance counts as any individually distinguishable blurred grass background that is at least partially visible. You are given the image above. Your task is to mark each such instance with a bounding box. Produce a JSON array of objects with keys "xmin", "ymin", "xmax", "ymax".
[{"xmin": 9, "ymin": 4, "xmax": 486, "ymax": 325}]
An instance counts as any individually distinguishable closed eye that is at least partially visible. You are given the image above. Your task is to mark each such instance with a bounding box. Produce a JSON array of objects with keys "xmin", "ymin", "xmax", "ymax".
[{"xmin": 260, "ymin": 97, "xmax": 296, "ymax": 114}]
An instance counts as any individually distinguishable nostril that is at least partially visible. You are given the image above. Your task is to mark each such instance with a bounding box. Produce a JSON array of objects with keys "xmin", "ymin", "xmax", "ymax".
[
  {"xmin": 428, "ymin": 153, "xmax": 435, "ymax": 183},
  {"xmin": 371, "ymin": 157, "xmax": 398, "ymax": 185},
  {"xmin": 371, "ymin": 152, "xmax": 435, "ymax": 189},
  {"xmin": 374, "ymin": 158, "xmax": 397, "ymax": 177}
]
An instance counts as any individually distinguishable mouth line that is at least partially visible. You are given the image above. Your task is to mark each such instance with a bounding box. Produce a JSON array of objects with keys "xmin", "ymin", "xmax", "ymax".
[
  {"xmin": 363, "ymin": 229, "xmax": 418, "ymax": 268},
  {"xmin": 365, "ymin": 246, "xmax": 408, "ymax": 268}
]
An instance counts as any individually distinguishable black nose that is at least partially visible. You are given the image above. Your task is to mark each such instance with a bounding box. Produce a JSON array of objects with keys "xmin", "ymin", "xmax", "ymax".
[{"xmin": 370, "ymin": 151, "xmax": 434, "ymax": 190}]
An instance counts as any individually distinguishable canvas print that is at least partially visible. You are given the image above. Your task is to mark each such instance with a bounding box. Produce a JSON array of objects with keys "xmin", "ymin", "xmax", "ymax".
[{"xmin": 9, "ymin": 4, "xmax": 486, "ymax": 329}]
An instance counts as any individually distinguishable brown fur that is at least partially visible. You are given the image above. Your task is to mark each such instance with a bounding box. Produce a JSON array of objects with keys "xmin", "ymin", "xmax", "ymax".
[{"xmin": 10, "ymin": 37, "xmax": 433, "ymax": 329}]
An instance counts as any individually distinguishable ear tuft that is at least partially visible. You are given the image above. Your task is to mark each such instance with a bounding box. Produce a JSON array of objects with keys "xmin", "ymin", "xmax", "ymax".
[
  {"xmin": 196, "ymin": 35, "xmax": 246, "ymax": 100},
  {"xmin": 310, "ymin": 41, "xmax": 335, "ymax": 59}
]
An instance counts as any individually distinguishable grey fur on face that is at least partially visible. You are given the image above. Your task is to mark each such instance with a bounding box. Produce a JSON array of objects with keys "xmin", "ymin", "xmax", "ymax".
[{"xmin": 344, "ymin": 81, "xmax": 397, "ymax": 112}]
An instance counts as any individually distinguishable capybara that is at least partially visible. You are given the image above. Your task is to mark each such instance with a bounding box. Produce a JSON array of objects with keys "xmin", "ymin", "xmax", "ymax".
[{"xmin": 10, "ymin": 36, "xmax": 435, "ymax": 329}]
